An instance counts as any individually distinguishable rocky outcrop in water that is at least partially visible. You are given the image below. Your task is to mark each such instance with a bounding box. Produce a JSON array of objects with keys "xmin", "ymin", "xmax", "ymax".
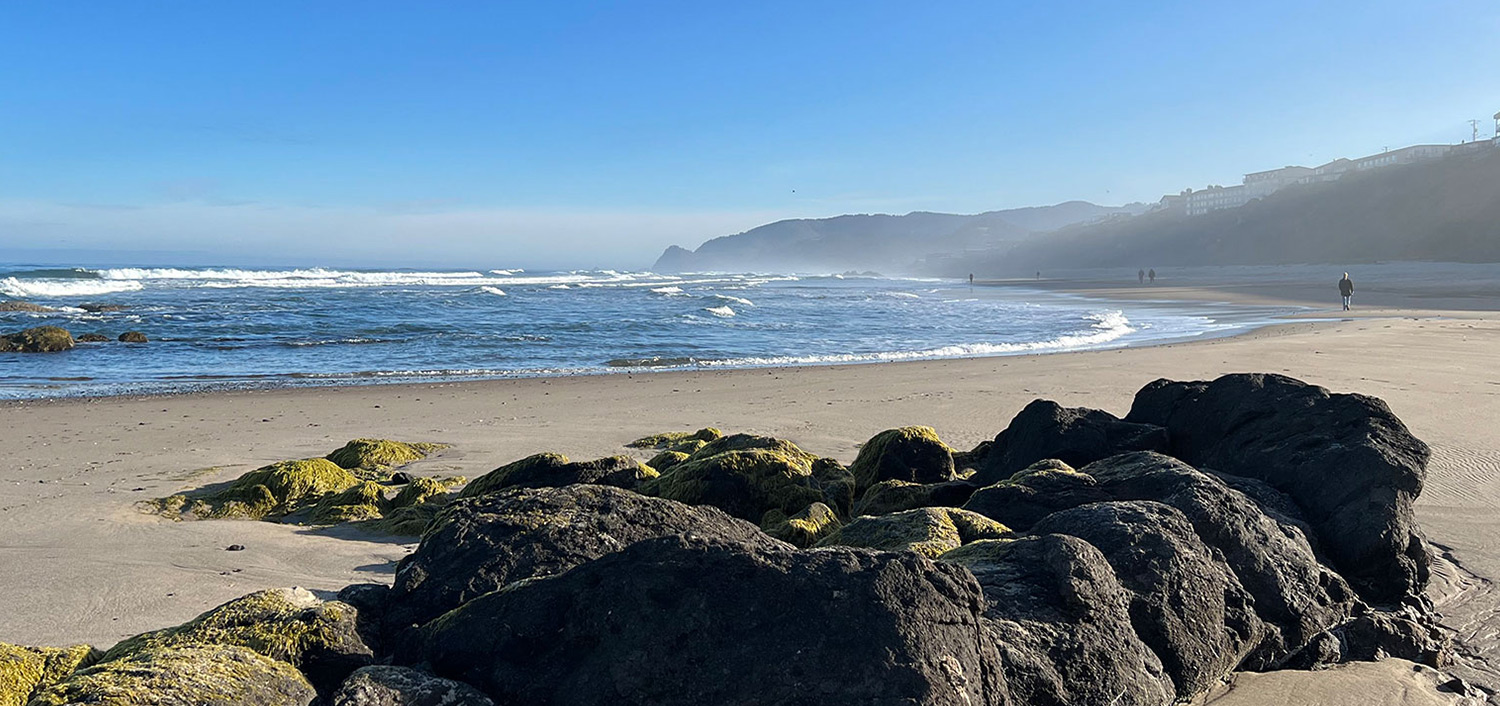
[
  {"xmin": 0, "ymin": 326, "xmax": 74, "ymax": 353},
  {"xmin": 15, "ymin": 374, "xmax": 1450, "ymax": 706}
]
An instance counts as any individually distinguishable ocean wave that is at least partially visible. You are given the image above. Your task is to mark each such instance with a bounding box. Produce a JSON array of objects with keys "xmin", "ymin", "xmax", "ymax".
[
  {"xmin": 548, "ymin": 284, "xmax": 571, "ymax": 289},
  {"xmin": 883, "ymin": 292, "xmax": 921, "ymax": 299},
  {"xmin": 704, "ymin": 305, "xmax": 736, "ymax": 317},
  {"xmin": 712, "ymin": 294, "xmax": 755, "ymax": 307},
  {"xmin": 481, "ymin": 286, "xmax": 507, "ymax": 296},
  {"xmin": 605, "ymin": 355, "xmax": 699, "ymax": 368},
  {"xmin": 489, "ymin": 269, "xmax": 525, "ymax": 276},
  {"xmin": 282, "ymin": 337, "xmax": 398, "ymax": 347},
  {"xmin": 650, "ymin": 286, "xmax": 685, "ymax": 295},
  {"xmin": 0, "ymin": 277, "xmax": 145, "ymax": 298},
  {"xmin": 2, "ymin": 268, "xmax": 97, "ymax": 279}
]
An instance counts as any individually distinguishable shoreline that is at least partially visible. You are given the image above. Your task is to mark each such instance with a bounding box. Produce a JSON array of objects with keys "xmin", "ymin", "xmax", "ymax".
[{"xmin": 2, "ymin": 284, "xmax": 1303, "ymax": 403}]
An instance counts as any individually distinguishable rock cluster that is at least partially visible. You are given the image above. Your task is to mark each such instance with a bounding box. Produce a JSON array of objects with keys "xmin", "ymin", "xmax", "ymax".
[
  {"xmin": 0, "ymin": 325, "xmax": 152, "ymax": 351},
  {"xmin": 4, "ymin": 374, "xmax": 1450, "ymax": 705}
]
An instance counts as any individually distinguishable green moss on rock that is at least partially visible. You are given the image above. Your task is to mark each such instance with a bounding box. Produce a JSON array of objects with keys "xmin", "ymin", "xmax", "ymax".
[
  {"xmin": 309, "ymin": 481, "xmax": 389, "ymax": 524},
  {"xmin": 812, "ymin": 458, "xmax": 857, "ymax": 517},
  {"xmin": 815, "ymin": 507, "xmax": 1010, "ymax": 558},
  {"xmin": 0, "ymin": 643, "xmax": 98, "ymax": 706},
  {"xmin": 648, "ymin": 450, "xmax": 691, "ymax": 473},
  {"xmin": 760, "ymin": 502, "xmax": 841, "ymax": 548},
  {"xmin": 149, "ymin": 459, "xmax": 358, "ymax": 521},
  {"xmin": 459, "ymin": 453, "xmax": 570, "ymax": 498},
  {"xmin": 31, "ymin": 644, "xmax": 316, "ymax": 706},
  {"xmin": 625, "ymin": 427, "xmax": 722, "ymax": 449},
  {"xmin": 101, "ymin": 587, "xmax": 369, "ymax": 673},
  {"xmin": 852, "ymin": 479, "xmax": 931, "ymax": 517},
  {"xmin": 935, "ymin": 538, "xmax": 1020, "ymax": 567},
  {"xmin": 640, "ymin": 448, "xmax": 823, "ymax": 521},
  {"xmin": 326, "ymin": 439, "xmax": 442, "ymax": 472},
  {"xmin": 849, "ymin": 426, "xmax": 956, "ymax": 491},
  {"xmin": 0, "ymin": 326, "xmax": 74, "ymax": 353}
]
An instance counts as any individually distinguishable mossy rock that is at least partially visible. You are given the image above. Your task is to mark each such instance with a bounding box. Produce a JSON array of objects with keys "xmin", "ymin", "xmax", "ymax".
[
  {"xmin": 117, "ymin": 331, "xmax": 149, "ymax": 343},
  {"xmin": 31, "ymin": 644, "xmax": 316, "ymax": 706},
  {"xmin": 101, "ymin": 587, "xmax": 372, "ymax": 694},
  {"xmin": 460, "ymin": 453, "xmax": 656, "ymax": 498},
  {"xmin": 815, "ymin": 507, "xmax": 1011, "ymax": 558},
  {"xmin": 0, "ymin": 301, "xmax": 54, "ymax": 313},
  {"xmin": 308, "ymin": 481, "xmax": 389, "ymax": 525},
  {"xmin": 326, "ymin": 439, "xmax": 443, "ymax": 472},
  {"xmin": 852, "ymin": 478, "xmax": 979, "ymax": 517},
  {"xmin": 951, "ymin": 440, "xmax": 991, "ymax": 472},
  {"xmin": 812, "ymin": 458, "xmax": 856, "ymax": 517},
  {"xmin": 849, "ymin": 426, "xmax": 956, "ymax": 491},
  {"xmin": 640, "ymin": 448, "xmax": 823, "ymax": 521},
  {"xmin": 149, "ymin": 458, "xmax": 359, "ymax": 521},
  {"xmin": 625, "ymin": 427, "xmax": 722, "ymax": 449},
  {"xmin": 934, "ymin": 538, "xmax": 1020, "ymax": 567},
  {"xmin": 76, "ymin": 333, "xmax": 111, "ymax": 343},
  {"xmin": 0, "ymin": 643, "xmax": 98, "ymax": 706},
  {"xmin": 459, "ymin": 453, "xmax": 569, "ymax": 498},
  {"xmin": 685, "ymin": 433, "xmax": 818, "ymax": 465},
  {"xmin": 0, "ymin": 326, "xmax": 74, "ymax": 353},
  {"xmin": 760, "ymin": 502, "xmax": 841, "ymax": 548},
  {"xmin": 1006, "ymin": 458, "xmax": 1090, "ymax": 485},
  {"xmin": 647, "ymin": 450, "xmax": 691, "ymax": 473},
  {"xmin": 360, "ymin": 504, "xmax": 446, "ymax": 537},
  {"xmin": 389, "ymin": 476, "xmax": 461, "ymax": 509},
  {"xmin": 962, "ymin": 459, "xmax": 1103, "ymax": 533}
]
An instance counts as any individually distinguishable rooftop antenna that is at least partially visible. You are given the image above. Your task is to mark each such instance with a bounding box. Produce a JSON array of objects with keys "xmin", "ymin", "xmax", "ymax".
[{"xmin": 1469, "ymin": 119, "xmax": 1482, "ymax": 143}]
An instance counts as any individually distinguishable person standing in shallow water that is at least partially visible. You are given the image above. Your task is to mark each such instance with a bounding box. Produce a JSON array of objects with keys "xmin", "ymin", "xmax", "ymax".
[
  {"xmin": 1148, "ymin": 269, "xmax": 1156, "ymax": 284},
  {"xmin": 1339, "ymin": 272, "xmax": 1355, "ymax": 310},
  {"xmin": 1138, "ymin": 269, "xmax": 1145, "ymax": 284}
]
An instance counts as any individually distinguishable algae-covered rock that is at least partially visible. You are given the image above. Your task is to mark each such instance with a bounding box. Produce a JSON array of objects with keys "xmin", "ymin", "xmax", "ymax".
[
  {"xmin": 31, "ymin": 644, "xmax": 316, "ymax": 706},
  {"xmin": 419, "ymin": 535, "xmax": 1008, "ymax": 706},
  {"xmin": 640, "ymin": 448, "xmax": 823, "ymax": 521},
  {"xmin": 330, "ymin": 665, "xmax": 495, "ymax": 706},
  {"xmin": 102, "ymin": 587, "xmax": 373, "ymax": 694},
  {"xmin": 0, "ymin": 326, "xmax": 74, "ymax": 353},
  {"xmin": 356, "ymin": 477, "xmax": 462, "ymax": 537},
  {"xmin": 151, "ymin": 458, "xmax": 359, "ymax": 521},
  {"xmin": 310, "ymin": 481, "xmax": 390, "ymax": 524},
  {"xmin": 326, "ymin": 439, "xmax": 441, "ymax": 472},
  {"xmin": 625, "ymin": 427, "xmax": 722, "ymax": 449},
  {"xmin": 684, "ymin": 433, "xmax": 818, "ymax": 464},
  {"xmin": 0, "ymin": 643, "xmax": 97, "ymax": 706},
  {"xmin": 759, "ymin": 502, "xmax": 841, "ymax": 548},
  {"xmin": 117, "ymin": 330, "xmax": 148, "ymax": 343},
  {"xmin": 849, "ymin": 426, "xmax": 956, "ymax": 490},
  {"xmin": 811, "ymin": 457, "xmax": 857, "ymax": 517},
  {"xmin": 853, "ymin": 478, "xmax": 978, "ymax": 517},
  {"xmin": 388, "ymin": 476, "xmax": 459, "ymax": 508},
  {"xmin": 460, "ymin": 454, "xmax": 655, "ymax": 498},
  {"xmin": 76, "ymin": 333, "xmax": 111, "ymax": 343},
  {"xmin": 385, "ymin": 485, "xmax": 787, "ymax": 636},
  {"xmin": 647, "ymin": 450, "xmax": 690, "ymax": 473},
  {"xmin": 816, "ymin": 507, "xmax": 1010, "ymax": 557}
]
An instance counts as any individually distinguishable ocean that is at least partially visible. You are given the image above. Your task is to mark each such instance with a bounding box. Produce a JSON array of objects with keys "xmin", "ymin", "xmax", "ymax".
[{"xmin": 0, "ymin": 265, "xmax": 1268, "ymax": 398}]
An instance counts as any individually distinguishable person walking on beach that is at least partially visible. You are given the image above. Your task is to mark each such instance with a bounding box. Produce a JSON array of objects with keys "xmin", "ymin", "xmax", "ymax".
[
  {"xmin": 1138, "ymin": 269, "xmax": 1145, "ymax": 284},
  {"xmin": 1339, "ymin": 272, "xmax": 1354, "ymax": 310},
  {"xmin": 1148, "ymin": 268, "xmax": 1156, "ymax": 284}
]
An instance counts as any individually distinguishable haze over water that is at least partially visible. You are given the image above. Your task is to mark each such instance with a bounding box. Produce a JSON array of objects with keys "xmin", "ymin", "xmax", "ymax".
[{"xmin": 0, "ymin": 265, "xmax": 1262, "ymax": 398}]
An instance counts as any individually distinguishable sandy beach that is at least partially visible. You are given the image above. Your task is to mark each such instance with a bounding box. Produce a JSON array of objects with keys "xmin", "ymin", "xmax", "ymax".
[{"xmin": 4, "ymin": 279, "xmax": 1499, "ymax": 702}]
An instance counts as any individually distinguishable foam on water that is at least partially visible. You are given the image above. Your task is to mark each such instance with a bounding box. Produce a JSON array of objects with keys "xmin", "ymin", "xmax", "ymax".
[
  {"xmin": 704, "ymin": 305, "xmax": 737, "ymax": 317},
  {"xmin": 0, "ymin": 277, "xmax": 145, "ymax": 298}
]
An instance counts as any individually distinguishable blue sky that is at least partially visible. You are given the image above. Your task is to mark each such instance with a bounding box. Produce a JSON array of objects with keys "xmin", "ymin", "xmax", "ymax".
[{"xmin": 2, "ymin": 1, "xmax": 1498, "ymax": 268}]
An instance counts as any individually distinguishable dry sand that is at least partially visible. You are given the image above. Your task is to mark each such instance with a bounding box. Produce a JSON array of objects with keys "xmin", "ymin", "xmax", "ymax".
[{"xmin": 2, "ymin": 278, "xmax": 1498, "ymax": 703}]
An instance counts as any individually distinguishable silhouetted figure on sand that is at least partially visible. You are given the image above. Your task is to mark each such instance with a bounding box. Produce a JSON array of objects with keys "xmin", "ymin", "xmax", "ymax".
[
  {"xmin": 1339, "ymin": 272, "xmax": 1354, "ymax": 310},
  {"xmin": 1138, "ymin": 269, "xmax": 1145, "ymax": 284},
  {"xmin": 1148, "ymin": 269, "xmax": 1156, "ymax": 284}
]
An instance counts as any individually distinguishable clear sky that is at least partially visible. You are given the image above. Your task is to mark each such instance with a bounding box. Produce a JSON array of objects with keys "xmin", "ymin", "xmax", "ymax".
[{"xmin": 2, "ymin": 1, "xmax": 1498, "ymax": 269}]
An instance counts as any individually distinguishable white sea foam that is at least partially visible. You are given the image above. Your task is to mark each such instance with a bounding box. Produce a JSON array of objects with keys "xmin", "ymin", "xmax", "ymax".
[
  {"xmin": 650, "ymin": 286, "xmax": 685, "ymax": 295},
  {"xmin": 713, "ymin": 294, "xmax": 755, "ymax": 307},
  {"xmin": 489, "ymin": 269, "xmax": 525, "ymax": 276},
  {"xmin": 481, "ymin": 286, "xmax": 507, "ymax": 296},
  {"xmin": 704, "ymin": 305, "xmax": 736, "ymax": 317},
  {"xmin": 883, "ymin": 292, "xmax": 921, "ymax": 299},
  {"xmin": 0, "ymin": 277, "xmax": 144, "ymax": 298},
  {"xmin": 549, "ymin": 284, "xmax": 571, "ymax": 289}
]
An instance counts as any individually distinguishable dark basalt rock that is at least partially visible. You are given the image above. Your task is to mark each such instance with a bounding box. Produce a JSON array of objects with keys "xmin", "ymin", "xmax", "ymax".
[
  {"xmin": 1031, "ymin": 501, "xmax": 1265, "ymax": 700},
  {"xmin": 79, "ymin": 303, "xmax": 130, "ymax": 312},
  {"xmin": 0, "ymin": 300, "xmax": 55, "ymax": 312},
  {"xmin": 969, "ymin": 400, "xmax": 1167, "ymax": 486},
  {"xmin": 853, "ymin": 478, "xmax": 978, "ymax": 517},
  {"xmin": 639, "ymin": 447, "xmax": 825, "ymax": 522},
  {"xmin": 420, "ymin": 535, "xmax": 1010, "ymax": 706},
  {"xmin": 384, "ymin": 484, "xmax": 788, "ymax": 640},
  {"xmin": 76, "ymin": 332, "xmax": 111, "ymax": 343},
  {"xmin": 1126, "ymin": 373, "xmax": 1430, "ymax": 604},
  {"xmin": 331, "ymin": 665, "xmax": 494, "ymax": 706},
  {"xmin": 118, "ymin": 330, "xmax": 149, "ymax": 343},
  {"xmin": 941, "ymin": 534, "xmax": 1174, "ymax": 706},
  {"xmin": 962, "ymin": 459, "xmax": 1105, "ymax": 532}
]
